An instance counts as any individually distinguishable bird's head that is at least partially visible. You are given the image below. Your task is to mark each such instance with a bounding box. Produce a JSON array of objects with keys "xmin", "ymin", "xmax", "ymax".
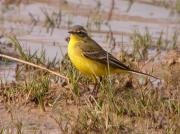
[{"xmin": 68, "ymin": 25, "xmax": 88, "ymax": 41}]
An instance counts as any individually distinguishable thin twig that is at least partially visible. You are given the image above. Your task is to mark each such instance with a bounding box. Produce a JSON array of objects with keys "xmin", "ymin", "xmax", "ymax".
[{"xmin": 0, "ymin": 54, "xmax": 69, "ymax": 83}]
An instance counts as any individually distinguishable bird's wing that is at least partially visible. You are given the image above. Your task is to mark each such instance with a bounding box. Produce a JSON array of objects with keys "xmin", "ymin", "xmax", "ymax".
[
  {"xmin": 77, "ymin": 40, "xmax": 159, "ymax": 79},
  {"xmin": 79, "ymin": 40, "xmax": 130, "ymax": 70}
]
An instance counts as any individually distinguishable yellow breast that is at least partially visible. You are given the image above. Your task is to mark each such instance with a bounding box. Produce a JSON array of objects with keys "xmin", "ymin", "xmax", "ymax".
[{"xmin": 68, "ymin": 35, "xmax": 112, "ymax": 76}]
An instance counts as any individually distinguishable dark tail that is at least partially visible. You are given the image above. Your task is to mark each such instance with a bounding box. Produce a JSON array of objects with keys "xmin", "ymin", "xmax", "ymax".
[{"xmin": 128, "ymin": 69, "xmax": 159, "ymax": 79}]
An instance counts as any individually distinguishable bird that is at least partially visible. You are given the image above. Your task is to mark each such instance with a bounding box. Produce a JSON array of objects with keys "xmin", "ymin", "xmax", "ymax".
[{"xmin": 67, "ymin": 25, "xmax": 158, "ymax": 89}]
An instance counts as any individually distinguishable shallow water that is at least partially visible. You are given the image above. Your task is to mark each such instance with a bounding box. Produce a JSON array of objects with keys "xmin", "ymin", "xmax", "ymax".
[
  {"xmin": 0, "ymin": 0, "xmax": 179, "ymax": 81},
  {"xmin": 0, "ymin": 62, "xmax": 16, "ymax": 82}
]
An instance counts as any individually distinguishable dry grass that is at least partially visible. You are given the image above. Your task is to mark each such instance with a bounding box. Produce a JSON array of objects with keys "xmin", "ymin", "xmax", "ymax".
[{"xmin": 0, "ymin": 36, "xmax": 180, "ymax": 134}]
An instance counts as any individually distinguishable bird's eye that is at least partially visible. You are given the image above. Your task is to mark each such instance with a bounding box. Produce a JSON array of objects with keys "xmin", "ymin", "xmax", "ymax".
[{"xmin": 78, "ymin": 31, "xmax": 86, "ymax": 37}]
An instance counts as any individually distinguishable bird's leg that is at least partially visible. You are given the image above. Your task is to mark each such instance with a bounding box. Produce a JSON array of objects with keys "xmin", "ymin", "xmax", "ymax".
[
  {"xmin": 99, "ymin": 76, "xmax": 103, "ymax": 83},
  {"xmin": 91, "ymin": 75, "xmax": 101, "ymax": 97}
]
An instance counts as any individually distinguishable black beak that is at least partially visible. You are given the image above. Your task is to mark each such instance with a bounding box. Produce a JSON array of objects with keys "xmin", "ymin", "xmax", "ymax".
[{"xmin": 65, "ymin": 36, "xmax": 70, "ymax": 42}]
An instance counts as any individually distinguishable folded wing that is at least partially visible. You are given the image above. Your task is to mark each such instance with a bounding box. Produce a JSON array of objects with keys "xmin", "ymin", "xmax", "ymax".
[{"xmin": 79, "ymin": 40, "xmax": 131, "ymax": 71}]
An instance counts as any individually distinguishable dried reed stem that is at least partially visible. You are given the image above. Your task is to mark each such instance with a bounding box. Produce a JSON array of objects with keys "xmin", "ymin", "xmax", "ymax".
[{"xmin": 0, "ymin": 54, "xmax": 69, "ymax": 82}]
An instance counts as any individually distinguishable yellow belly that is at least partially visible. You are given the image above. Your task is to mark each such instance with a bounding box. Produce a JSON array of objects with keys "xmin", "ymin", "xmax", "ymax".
[
  {"xmin": 67, "ymin": 35, "xmax": 128, "ymax": 77},
  {"xmin": 68, "ymin": 42, "xmax": 116, "ymax": 77}
]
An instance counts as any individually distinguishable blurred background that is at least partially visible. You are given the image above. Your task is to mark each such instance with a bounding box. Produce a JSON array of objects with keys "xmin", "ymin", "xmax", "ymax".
[{"xmin": 0, "ymin": 0, "xmax": 180, "ymax": 81}]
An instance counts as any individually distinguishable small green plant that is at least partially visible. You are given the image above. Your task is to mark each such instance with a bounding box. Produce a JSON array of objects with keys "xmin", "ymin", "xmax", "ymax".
[
  {"xmin": 156, "ymin": 31, "xmax": 164, "ymax": 51},
  {"xmin": 172, "ymin": 31, "xmax": 178, "ymax": 49},
  {"xmin": 41, "ymin": 8, "xmax": 62, "ymax": 34},
  {"xmin": 25, "ymin": 75, "xmax": 50, "ymax": 111},
  {"xmin": 175, "ymin": 0, "xmax": 180, "ymax": 13},
  {"xmin": 131, "ymin": 29, "xmax": 152, "ymax": 60}
]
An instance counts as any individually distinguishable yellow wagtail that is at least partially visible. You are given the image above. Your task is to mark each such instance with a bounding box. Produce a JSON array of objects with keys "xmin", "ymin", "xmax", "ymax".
[{"xmin": 67, "ymin": 25, "xmax": 157, "ymax": 84}]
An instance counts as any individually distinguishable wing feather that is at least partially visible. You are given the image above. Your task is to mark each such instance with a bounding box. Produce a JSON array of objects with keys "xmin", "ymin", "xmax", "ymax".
[{"xmin": 79, "ymin": 40, "xmax": 130, "ymax": 70}]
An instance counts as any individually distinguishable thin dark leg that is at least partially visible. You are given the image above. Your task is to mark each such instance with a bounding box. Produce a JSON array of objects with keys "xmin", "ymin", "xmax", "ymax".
[
  {"xmin": 92, "ymin": 75, "xmax": 100, "ymax": 97},
  {"xmin": 99, "ymin": 76, "xmax": 103, "ymax": 83}
]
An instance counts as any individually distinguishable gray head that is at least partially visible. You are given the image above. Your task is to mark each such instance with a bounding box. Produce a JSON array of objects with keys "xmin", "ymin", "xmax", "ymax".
[{"xmin": 68, "ymin": 25, "xmax": 88, "ymax": 37}]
